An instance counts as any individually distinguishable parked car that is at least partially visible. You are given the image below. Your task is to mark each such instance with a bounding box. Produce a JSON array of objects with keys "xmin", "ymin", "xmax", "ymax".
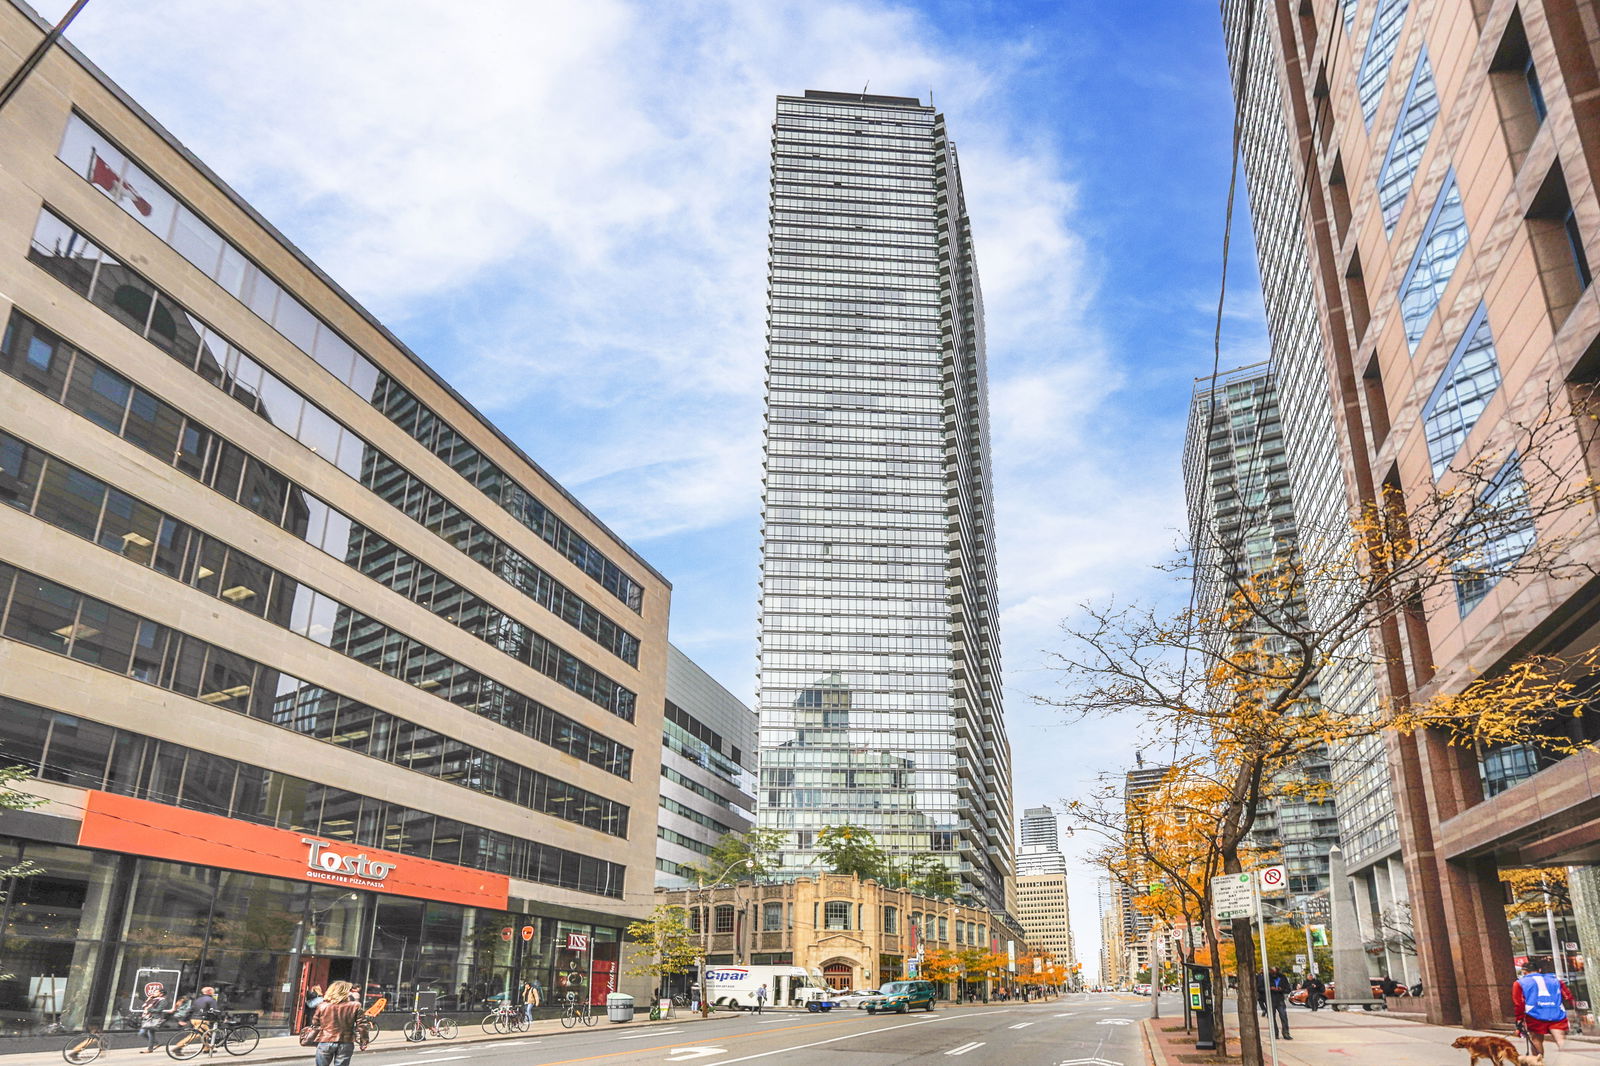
[
  {"xmin": 835, "ymin": 990, "xmax": 887, "ymax": 1009},
  {"xmin": 865, "ymin": 981, "xmax": 937, "ymax": 1015}
]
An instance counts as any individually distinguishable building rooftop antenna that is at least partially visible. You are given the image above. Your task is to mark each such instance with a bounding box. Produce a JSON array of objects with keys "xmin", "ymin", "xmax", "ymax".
[{"xmin": 860, "ymin": 80, "xmax": 870, "ymax": 100}]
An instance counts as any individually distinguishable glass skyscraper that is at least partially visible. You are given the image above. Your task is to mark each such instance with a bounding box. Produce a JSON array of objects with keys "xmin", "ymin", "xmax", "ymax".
[{"xmin": 755, "ymin": 90, "xmax": 1010, "ymax": 910}]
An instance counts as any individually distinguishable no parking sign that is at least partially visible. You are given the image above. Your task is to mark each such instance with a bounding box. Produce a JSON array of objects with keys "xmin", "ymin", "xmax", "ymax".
[{"xmin": 1257, "ymin": 865, "xmax": 1287, "ymax": 896}]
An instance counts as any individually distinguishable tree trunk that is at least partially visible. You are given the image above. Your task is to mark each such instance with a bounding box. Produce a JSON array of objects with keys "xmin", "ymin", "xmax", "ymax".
[
  {"xmin": 1233, "ymin": 913, "xmax": 1264, "ymax": 1066},
  {"xmin": 1201, "ymin": 905, "xmax": 1229, "ymax": 1053}
]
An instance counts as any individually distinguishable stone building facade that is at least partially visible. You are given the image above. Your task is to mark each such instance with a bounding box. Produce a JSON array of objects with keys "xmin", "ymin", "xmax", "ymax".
[{"xmin": 656, "ymin": 874, "xmax": 1025, "ymax": 998}]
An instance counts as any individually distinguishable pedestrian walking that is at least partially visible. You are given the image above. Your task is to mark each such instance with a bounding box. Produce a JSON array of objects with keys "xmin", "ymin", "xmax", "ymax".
[
  {"xmin": 522, "ymin": 980, "xmax": 540, "ymax": 1024},
  {"xmin": 138, "ymin": 991, "xmax": 166, "ymax": 1054},
  {"xmin": 1267, "ymin": 968, "xmax": 1292, "ymax": 1040},
  {"xmin": 1514, "ymin": 960, "xmax": 1574, "ymax": 1060},
  {"xmin": 754, "ymin": 984, "xmax": 768, "ymax": 1014},
  {"xmin": 307, "ymin": 980, "xmax": 360, "ymax": 1066}
]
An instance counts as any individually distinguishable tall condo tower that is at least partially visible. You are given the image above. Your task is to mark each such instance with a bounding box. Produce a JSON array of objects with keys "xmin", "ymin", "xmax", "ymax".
[
  {"xmin": 1017, "ymin": 805, "xmax": 1068, "ymax": 875},
  {"xmin": 755, "ymin": 90, "xmax": 1010, "ymax": 910}
]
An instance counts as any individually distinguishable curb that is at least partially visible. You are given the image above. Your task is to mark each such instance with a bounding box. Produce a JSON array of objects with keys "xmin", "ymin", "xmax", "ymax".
[{"xmin": 1140, "ymin": 1018, "xmax": 1171, "ymax": 1066}]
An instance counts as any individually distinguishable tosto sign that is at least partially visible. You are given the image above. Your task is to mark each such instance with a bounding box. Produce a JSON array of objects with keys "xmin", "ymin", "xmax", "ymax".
[
  {"xmin": 77, "ymin": 791, "xmax": 509, "ymax": 909},
  {"xmin": 302, "ymin": 838, "xmax": 396, "ymax": 887}
]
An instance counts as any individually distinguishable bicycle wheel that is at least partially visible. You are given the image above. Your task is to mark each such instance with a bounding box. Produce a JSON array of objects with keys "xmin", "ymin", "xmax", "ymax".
[
  {"xmin": 510, "ymin": 1013, "xmax": 529, "ymax": 1032},
  {"xmin": 62, "ymin": 1035, "xmax": 103, "ymax": 1065},
  {"xmin": 222, "ymin": 1025, "xmax": 259, "ymax": 1055},
  {"xmin": 435, "ymin": 1017, "xmax": 458, "ymax": 1040},
  {"xmin": 581, "ymin": 1005, "xmax": 597, "ymax": 1028},
  {"xmin": 560, "ymin": 1008, "xmax": 576, "ymax": 1030},
  {"xmin": 403, "ymin": 1020, "xmax": 424, "ymax": 1043},
  {"xmin": 482, "ymin": 1014, "xmax": 501, "ymax": 1035},
  {"xmin": 166, "ymin": 1032, "xmax": 203, "ymax": 1060}
]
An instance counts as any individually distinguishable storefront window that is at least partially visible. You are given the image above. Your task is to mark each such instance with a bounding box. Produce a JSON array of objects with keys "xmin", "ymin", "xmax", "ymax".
[{"xmin": 0, "ymin": 843, "xmax": 121, "ymax": 1032}]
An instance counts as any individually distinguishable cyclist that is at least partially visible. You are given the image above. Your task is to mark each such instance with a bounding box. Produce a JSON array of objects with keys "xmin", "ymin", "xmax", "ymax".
[{"xmin": 307, "ymin": 981, "xmax": 359, "ymax": 1066}]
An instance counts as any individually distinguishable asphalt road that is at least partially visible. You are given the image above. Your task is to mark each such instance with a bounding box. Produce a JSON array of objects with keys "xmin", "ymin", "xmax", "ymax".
[{"xmin": 350, "ymin": 993, "xmax": 1147, "ymax": 1066}]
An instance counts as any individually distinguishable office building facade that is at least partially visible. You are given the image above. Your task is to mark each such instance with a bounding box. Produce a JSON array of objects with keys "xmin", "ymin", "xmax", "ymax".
[
  {"xmin": 1015, "ymin": 873, "xmax": 1074, "ymax": 971},
  {"xmin": 1222, "ymin": 0, "xmax": 1600, "ymax": 1027},
  {"xmin": 1219, "ymin": 0, "xmax": 1414, "ymax": 981},
  {"xmin": 0, "ymin": 1, "xmax": 671, "ymax": 1034},
  {"xmin": 1182, "ymin": 365, "xmax": 1342, "ymax": 900},
  {"xmin": 755, "ymin": 90, "xmax": 1011, "ymax": 910},
  {"xmin": 656, "ymin": 645, "xmax": 757, "ymax": 888}
]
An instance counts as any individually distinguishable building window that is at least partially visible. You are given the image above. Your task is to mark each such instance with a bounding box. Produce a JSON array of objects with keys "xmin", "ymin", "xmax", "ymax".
[
  {"xmin": 1489, "ymin": 9, "xmax": 1546, "ymax": 167},
  {"xmin": 824, "ymin": 901, "xmax": 851, "ymax": 930},
  {"xmin": 883, "ymin": 906, "xmax": 899, "ymax": 934},
  {"xmin": 1399, "ymin": 175, "xmax": 1469, "ymax": 352},
  {"xmin": 955, "ymin": 922, "xmax": 966, "ymax": 946},
  {"xmin": 763, "ymin": 902, "xmax": 784, "ymax": 931},
  {"xmin": 1453, "ymin": 455, "xmax": 1536, "ymax": 614},
  {"xmin": 715, "ymin": 905, "xmax": 735, "ymax": 933},
  {"xmin": 938, "ymin": 917, "xmax": 949, "ymax": 941},
  {"xmin": 1422, "ymin": 305, "xmax": 1503, "ymax": 479},
  {"xmin": 1356, "ymin": 0, "xmax": 1411, "ymax": 128},
  {"xmin": 690, "ymin": 908, "xmax": 704, "ymax": 934},
  {"xmin": 1526, "ymin": 165, "xmax": 1593, "ymax": 323},
  {"xmin": 1377, "ymin": 50, "xmax": 1440, "ymax": 234}
]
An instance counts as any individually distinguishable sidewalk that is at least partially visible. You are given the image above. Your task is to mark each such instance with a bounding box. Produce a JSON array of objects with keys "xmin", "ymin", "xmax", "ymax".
[
  {"xmin": 1143, "ymin": 1005, "xmax": 1600, "ymax": 1065},
  {"xmin": 0, "ymin": 1011, "xmax": 704, "ymax": 1066}
]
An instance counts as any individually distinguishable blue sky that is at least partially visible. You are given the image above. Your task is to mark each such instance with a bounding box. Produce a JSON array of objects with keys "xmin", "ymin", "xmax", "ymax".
[{"xmin": 41, "ymin": 0, "xmax": 1272, "ymax": 976}]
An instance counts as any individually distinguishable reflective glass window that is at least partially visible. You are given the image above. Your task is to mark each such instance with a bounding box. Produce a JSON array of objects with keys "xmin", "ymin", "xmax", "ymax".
[
  {"xmin": 1357, "ymin": 0, "xmax": 1410, "ymax": 127},
  {"xmin": 1399, "ymin": 176, "xmax": 1468, "ymax": 352},
  {"xmin": 1423, "ymin": 305, "xmax": 1502, "ymax": 478},
  {"xmin": 1377, "ymin": 50, "xmax": 1439, "ymax": 234},
  {"xmin": 1453, "ymin": 455, "xmax": 1536, "ymax": 614}
]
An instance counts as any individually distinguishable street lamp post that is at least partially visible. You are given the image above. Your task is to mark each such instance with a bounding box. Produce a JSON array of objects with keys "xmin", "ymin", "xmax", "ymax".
[{"xmin": 697, "ymin": 859, "xmax": 755, "ymax": 1015}]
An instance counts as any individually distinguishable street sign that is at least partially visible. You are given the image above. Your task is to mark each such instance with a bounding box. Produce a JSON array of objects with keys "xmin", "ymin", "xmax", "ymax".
[
  {"xmin": 1294, "ymin": 953, "xmax": 1307, "ymax": 970},
  {"xmin": 1212, "ymin": 872, "xmax": 1255, "ymax": 921},
  {"xmin": 1257, "ymin": 865, "xmax": 1287, "ymax": 895}
]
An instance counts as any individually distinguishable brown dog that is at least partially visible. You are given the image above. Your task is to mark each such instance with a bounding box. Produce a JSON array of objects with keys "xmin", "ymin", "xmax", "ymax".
[{"xmin": 1451, "ymin": 1035, "xmax": 1521, "ymax": 1066}]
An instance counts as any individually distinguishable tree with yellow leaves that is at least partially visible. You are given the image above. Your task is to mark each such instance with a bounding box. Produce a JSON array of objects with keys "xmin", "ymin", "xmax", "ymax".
[{"xmin": 1052, "ymin": 397, "xmax": 1600, "ymax": 1065}]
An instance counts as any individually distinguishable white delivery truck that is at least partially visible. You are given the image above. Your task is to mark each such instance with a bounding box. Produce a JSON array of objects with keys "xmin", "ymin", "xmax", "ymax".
[{"xmin": 702, "ymin": 965, "xmax": 832, "ymax": 1010}]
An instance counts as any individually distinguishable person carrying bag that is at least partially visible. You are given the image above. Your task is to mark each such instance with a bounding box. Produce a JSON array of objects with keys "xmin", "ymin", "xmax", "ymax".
[{"xmin": 305, "ymin": 981, "xmax": 361, "ymax": 1066}]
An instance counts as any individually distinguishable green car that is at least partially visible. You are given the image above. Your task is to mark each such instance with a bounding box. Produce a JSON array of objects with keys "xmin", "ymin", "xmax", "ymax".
[{"xmin": 864, "ymin": 980, "xmax": 937, "ymax": 1014}]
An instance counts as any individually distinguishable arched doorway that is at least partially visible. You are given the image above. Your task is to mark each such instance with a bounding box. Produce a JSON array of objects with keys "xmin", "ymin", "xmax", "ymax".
[{"xmin": 821, "ymin": 960, "xmax": 855, "ymax": 991}]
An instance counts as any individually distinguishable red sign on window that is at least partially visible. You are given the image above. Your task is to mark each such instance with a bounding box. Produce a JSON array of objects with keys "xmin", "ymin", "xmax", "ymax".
[
  {"xmin": 567, "ymin": 933, "xmax": 590, "ymax": 952},
  {"xmin": 522, "ymin": 926, "xmax": 535, "ymax": 941}
]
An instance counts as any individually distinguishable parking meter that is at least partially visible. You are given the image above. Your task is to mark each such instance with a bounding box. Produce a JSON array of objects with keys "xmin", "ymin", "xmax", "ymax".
[{"xmin": 1185, "ymin": 963, "xmax": 1216, "ymax": 1051}]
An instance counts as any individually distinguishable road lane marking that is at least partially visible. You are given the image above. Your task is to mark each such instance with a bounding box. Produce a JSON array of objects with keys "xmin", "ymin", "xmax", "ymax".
[
  {"xmin": 618, "ymin": 1028, "xmax": 680, "ymax": 1039},
  {"xmin": 1097, "ymin": 1018, "xmax": 1133, "ymax": 1026},
  {"xmin": 1055, "ymin": 1012, "xmax": 1077, "ymax": 1017},
  {"xmin": 946, "ymin": 1042, "xmax": 986, "ymax": 1056},
  {"xmin": 665, "ymin": 1048, "xmax": 727, "ymax": 1061},
  {"xmin": 375, "ymin": 1058, "xmax": 470, "ymax": 1066},
  {"xmin": 702, "ymin": 1009, "xmax": 1010, "ymax": 1065},
  {"xmin": 1008, "ymin": 1022, "xmax": 1034, "ymax": 1029}
]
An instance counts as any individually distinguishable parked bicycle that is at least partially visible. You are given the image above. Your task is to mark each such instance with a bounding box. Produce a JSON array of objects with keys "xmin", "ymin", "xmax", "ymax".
[
  {"xmin": 61, "ymin": 1030, "xmax": 105, "ymax": 1065},
  {"xmin": 480, "ymin": 1004, "xmax": 527, "ymax": 1034},
  {"xmin": 167, "ymin": 1014, "xmax": 260, "ymax": 1059},
  {"xmin": 403, "ymin": 1003, "xmax": 457, "ymax": 1042},
  {"xmin": 558, "ymin": 994, "xmax": 596, "ymax": 1030}
]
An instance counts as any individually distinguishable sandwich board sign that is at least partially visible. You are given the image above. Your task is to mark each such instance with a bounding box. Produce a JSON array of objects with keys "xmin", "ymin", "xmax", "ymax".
[{"xmin": 1212, "ymin": 872, "xmax": 1255, "ymax": 922}]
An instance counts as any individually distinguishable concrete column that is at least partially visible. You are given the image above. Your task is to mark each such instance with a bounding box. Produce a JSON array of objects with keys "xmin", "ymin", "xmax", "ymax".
[{"xmin": 1329, "ymin": 847, "xmax": 1370, "ymax": 1006}]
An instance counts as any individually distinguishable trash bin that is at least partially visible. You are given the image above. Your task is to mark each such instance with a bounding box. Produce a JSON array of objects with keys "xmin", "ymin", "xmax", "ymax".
[{"xmin": 606, "ymin": 993, "xmax": 635, "ymax": 1023}]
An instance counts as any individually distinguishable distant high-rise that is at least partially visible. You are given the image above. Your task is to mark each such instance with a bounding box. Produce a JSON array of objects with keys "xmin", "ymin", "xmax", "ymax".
[
  {"xmin": 1018, "ymin": 805, "xmax": 1068, "ymax": 875},
  {"xmin": 755, "ymin": 90, "xmax": 1011, "ymax": 910}
]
